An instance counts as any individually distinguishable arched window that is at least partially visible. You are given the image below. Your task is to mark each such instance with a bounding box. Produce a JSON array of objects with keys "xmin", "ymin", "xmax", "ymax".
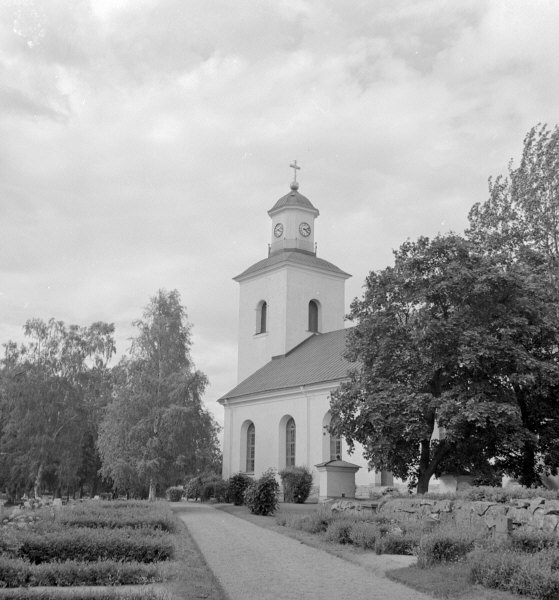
[
  {"xmin": 308, "ymin": 300, "xmax": 319, "ymax": 332},
  {"xmin": 256, "ymin": 301, "xmax": 267, "ymax": 334},
  {"xmin": 329, "ymin": 420, "xmax": 342, "ymax": 461},
  {"xmin": 246, "ymin": 423, "xmax": 255, "ymax": 473},
  {"xmin": 286, "ymin": 418, "xmax": 296, "ymax": 467}
]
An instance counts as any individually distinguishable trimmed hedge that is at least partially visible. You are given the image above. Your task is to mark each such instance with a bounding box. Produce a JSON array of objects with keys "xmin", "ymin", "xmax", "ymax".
[
  {"xmin": 165, "ymin": 486, "xmax": 184, "ymax": 502},
  {"xmin": 14, "ymin": 529, "xmax": 173, "ymax": 564},
  {"xmin": 0, "ymin": 556, "xmax": 161, "ymax": 587},
  {"xmin": 0, "ymin": 589, "xmax": 164, "ymax": 600}
]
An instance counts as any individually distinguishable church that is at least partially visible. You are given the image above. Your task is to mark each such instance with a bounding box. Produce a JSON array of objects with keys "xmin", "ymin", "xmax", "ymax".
[{"xmin": 219, "ymin": 166, "xmax": 392, "ymax": 496}]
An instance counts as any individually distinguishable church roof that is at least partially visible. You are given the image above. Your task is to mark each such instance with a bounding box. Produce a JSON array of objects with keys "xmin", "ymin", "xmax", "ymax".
[
  {"xmin": 268, "ymin": 186, "xmax": 319, "ymax": 216},
  {"xmin": 234, "ymin": 250, "xmax": 351, "ymax": 281},
  {"xmin": 219, "ymin": 328, "xmax": 353, "ymax": 401}
]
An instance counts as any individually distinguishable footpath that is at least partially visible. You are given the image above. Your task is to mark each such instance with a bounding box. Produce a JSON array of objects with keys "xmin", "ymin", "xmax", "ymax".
[{"xmin": 177, "ymin": 502, "xmax": 431, "ymax": 600}]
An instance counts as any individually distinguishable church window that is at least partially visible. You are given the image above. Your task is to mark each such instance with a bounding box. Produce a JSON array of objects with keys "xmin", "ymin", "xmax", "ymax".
[
  {"xmin": 246, "ymin": 423, "xmax": 255, "ymax": 473},
  {"xmin": 330, "ymin": 431, "xmax": 342, "ymax": 460},
  {"xmin": 256, "ymin": 301, "xmax": 267, "ymax": 334},
  {"xmin": 286, "ymin": 418, "xmax": 296, "ymax": 467},
  {"xmin": 308, "ymin": 300, "xmax": 319, "ymax": 332}
]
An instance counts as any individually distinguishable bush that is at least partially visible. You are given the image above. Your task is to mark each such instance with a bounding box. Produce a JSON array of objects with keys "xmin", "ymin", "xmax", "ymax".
[
  {"xmin": 279, "ymin": 466, "xmax": 313, "ymax": 504},
  {"xmin": 277, "ymin": 506, "xmax": 335, "ymax": 534},
  {"xmin": 324, "ymin": 519, "xmax": 354, "ymax": 544},
  {"xmin": 417, "ymin": 527, "xmax": 476, "ymax": 567},
  {"xmin": 228, "ymin": 473, "xmax": 253, "ymax": 506},
  {"xmin": 184, "ymin": 473, "xmax": 222, "ymax": 501},
  {"xmin": 15, "ymin": 528, "xmax": 173, "ymax": 564},
  {"xmin": 470, "ymin": 549, "xmax": 559, "ymax": 600},
  {"xmin": 349, "ymin": 521, "xmax": 379, "ymax": 549},
  {"xmin": 0, "ymin": 589, "xmax": 164, "ymax": 600},
  {"xmin": 200, "ymin": 479, "xmax": 229, "ymax": 503},
  {"xmin": 0, "ymin": 556, "xmax": 161, "ymax": 587},
  {"xmin": 375, "ymin": 531, "xmax": 418, "ymax": 555},
  {"xmin": 243, "ymin": 470, "xmax": 279, "ymax": 515},
  {"xmin": 165, "ymin": 486, "xmax": 184, "ymax": 502},
  {"xmin": 511, "ymin": 528, "xmax": 559, "ymax": 553}
]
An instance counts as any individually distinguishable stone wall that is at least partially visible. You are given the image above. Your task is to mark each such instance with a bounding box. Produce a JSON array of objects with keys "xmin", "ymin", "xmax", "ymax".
[{"xmin": 378, "ymin": 497, "xmax": 559, "ymax": 534}]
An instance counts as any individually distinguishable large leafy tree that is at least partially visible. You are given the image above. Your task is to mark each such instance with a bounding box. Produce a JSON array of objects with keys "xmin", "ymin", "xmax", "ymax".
[
  {"xmin": 97, "ymin": 290, "xmax": 220, "ymax": 500},
  {"xmin": 466, "ymin": 123, "xmax": 559, "ymax": 485},
  {"xmin": 330, "ymin": 234, "xmax": 559, "ymax": 493},
  {"xmin": 0, "ymin": 319, "xmax": 115, "ymax": 499}
]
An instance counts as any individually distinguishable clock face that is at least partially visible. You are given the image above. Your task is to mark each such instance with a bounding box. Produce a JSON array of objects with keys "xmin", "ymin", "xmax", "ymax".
[
  {"xmin": 299, "ymin": 222, "xmax": 311, "ymax": 237},
  {"xmin": 274, "ymin": 223, "xmax": 284, "ymax": 238}
]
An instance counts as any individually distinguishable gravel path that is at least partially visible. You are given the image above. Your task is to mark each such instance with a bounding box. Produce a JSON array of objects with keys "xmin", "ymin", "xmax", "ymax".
[{"xmin": 177, "ymin": 503, "xmax": 431, "ymax": 600}]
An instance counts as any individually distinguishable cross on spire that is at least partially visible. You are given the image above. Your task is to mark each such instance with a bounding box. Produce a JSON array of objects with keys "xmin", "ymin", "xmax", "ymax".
[{"xmin": 290, "ymin": 160, "xmax": 301, "ymax": 182}]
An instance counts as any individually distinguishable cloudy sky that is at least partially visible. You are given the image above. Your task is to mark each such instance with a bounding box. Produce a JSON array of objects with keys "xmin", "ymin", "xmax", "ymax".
[{"xmin": 2, "ymin": 0, "xmax": 559, "ymax": 422}]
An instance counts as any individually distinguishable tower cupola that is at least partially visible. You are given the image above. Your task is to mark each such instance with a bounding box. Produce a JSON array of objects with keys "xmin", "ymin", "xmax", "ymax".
[{"xmin": 268, "ymin": 162, "xmax": 319, "ymax": 255}]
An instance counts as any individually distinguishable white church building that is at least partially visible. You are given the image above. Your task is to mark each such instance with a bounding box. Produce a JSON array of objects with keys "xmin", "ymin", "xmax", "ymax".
[{"xmin": 219, "ymin": 171, "xmax": 392, "ymax": 495}]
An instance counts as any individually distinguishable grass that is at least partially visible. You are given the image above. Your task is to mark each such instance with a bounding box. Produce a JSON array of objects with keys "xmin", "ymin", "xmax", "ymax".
[{"xmin": 218, "ymin": 503, "xmax": 523, "ymax": 600}]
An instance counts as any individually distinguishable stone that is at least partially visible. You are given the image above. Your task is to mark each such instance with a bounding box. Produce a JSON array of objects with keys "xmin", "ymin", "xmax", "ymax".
[
  {"xmin": 507, "ymin": 506, "xmax": 530, "ymax": 525},
  {"xmin": 483, "ymin": 504, "xmax": 508, "ymax": 529},
  {"xmin": 529, "ymin": 497, "xmax": 545, "ymax": 514},
  {"xmin": 542, "ymin": 514, "xmax": 559, "ymax": 533},
  {"xmin": 472, "ymin": 501, "xmax": 497, "ymax": 517},
  {"xmin": 434, "ymin": 499, "xmax": 453, "ymax": 513},
  {"xmin": 52, "ymin": 498, "xmax": 63, "ymax": 509},
  {"xmin": 330, "ymin": 500, "xmax": 362, "ymax": 513},
  {"xmin": 543, "ymin": 499, "xmax": 559, "ymax": 515}
]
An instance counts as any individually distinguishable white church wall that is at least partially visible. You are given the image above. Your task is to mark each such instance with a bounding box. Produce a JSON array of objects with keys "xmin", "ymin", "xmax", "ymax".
[{"xmin": 222, "ymin": 383, "xmax": 377, "ymax": 488}]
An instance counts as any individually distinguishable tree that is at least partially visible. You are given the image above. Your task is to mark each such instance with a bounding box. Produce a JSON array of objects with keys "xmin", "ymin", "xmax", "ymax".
[
  {"xmin": 330, "ymin": 234, "xmax": 559, "ymax": 493},
  {"xmin": 97, "ymin": 290, "xmax": 220, "ymax": 500},
  {"xmin": 467, "ymin": 123, "xmax": 559, "ymax": 485},
  {"xmin": 0, "ymin": 319, "xmax": 115, "ymax": 499}
]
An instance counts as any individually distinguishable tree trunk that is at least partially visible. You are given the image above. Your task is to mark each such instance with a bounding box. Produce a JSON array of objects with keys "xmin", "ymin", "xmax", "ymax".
[
  {"xmin": 417, "ymin": 440, "xmax": 431, "ymax": 494},
  {"xmin": 34, "ymin": 463, "xmax": 43, "ymax": 499},
  {"xmin": 148, "ymin": 479, "xmax": 156, "ymax": 502},
  {"xmin": 520, "ymin": 441, "xmax": 538, "ymax": 487}
]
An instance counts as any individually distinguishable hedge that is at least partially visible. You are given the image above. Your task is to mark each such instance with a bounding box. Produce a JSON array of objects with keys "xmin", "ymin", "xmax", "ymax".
[
  {"xmin": 13, "ymin": 529, "xmax": 173, "ymax": 564},
  {"xmin": 0, "ymin": 589, "xmax": 164, "ymax": 600},
  {"xmin": 0, "ymin": 556, "xmax": 161, "ymax": 587}
]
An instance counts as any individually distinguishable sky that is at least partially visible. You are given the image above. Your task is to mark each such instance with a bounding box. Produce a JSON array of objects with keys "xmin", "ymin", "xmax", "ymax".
[{"xmin": 2, "ymin": 0, "xmax": 559, "ymax": 424}]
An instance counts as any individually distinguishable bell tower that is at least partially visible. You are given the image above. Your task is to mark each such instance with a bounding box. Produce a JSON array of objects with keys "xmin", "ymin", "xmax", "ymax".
[{"xmin": 234, "ymin": 164, "xmax": 351, "ymax": 382}]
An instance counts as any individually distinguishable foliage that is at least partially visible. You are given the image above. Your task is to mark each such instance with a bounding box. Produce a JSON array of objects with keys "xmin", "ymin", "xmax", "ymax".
[
  {"xmin": 227, "ymin": 473, "xmax": 253, "ymax": 506},
  {"xmin": 348, "ymin": 521, "xmax": 379, "ymax": 549},
  {"xmin": 510, "ymin": 527, "xmax": 559, "ymax": 553},
  {"xmin": 469, "ymin": 549, "xmax": 559, "ymax": 600},
  {"xmin": 165, "ymin": 486, "xmax": 184, "ymax": 502},
  {"xmin": 200, "ymin": 479, "xmax": 229, "ymax": 503},
  {"xmin": 184, "ymin": 473, "xmax": 223, "ymax": 501},
  {"xmin": 275, "ymin": 505, "xmax": 335, "ymax": 534},
  {"xmin": 0, "ymin": 590, "xmax": 164, "ymax": 600},
  {"xmin": 0, "ymin": 319, "xmax": 115, "ymax": 499},
  {"xmin": 13, "ymin": 528, "xmax": 173, "ymax": 564},
  {"xmin": 278, "ymin": 466, "xmax": 313, "ymax": 504},
  {"xmin": 97, "ymin": 290, "xmax": 221, "ymax": 500},
  {"xmin": 55, "ymin": 500, "xmax": 177, "ymax": 532},
  {"xmin": 243, "ymin": 469, "xmax": 279, "ymax": 515},
  {"xmin": 374, "ymin": 531, "xmax": 419, "ymax": 555},
  {"xmin": 324, "ymin": 519, "xmax": 354, "ymax": 544},
  {"xmin": 417, "ymin": 525, "xmax": 476, "ymax": 567},
  {"xmin": 331, "ymin": 232, "xmax": 559, "ymax": 493},
  {"xmin": 0, "ymin": 556, "xmax": 161, "ymax": 587},
  {"xmin": 467, "ymin": 123, "xmax": 559, "ymax": 486}
]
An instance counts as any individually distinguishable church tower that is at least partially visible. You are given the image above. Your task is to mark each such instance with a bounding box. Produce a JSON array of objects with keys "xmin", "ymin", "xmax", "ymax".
[{"xmin": 234, "ymin": 164, "xmax": 351, "ymax": 382}]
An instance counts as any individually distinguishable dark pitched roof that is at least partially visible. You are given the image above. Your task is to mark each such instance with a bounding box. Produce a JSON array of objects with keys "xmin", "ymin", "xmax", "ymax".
[
  {"xmin": 234, "ymin": 249, "xmax": 351, "ymax": 281},
  {"xmin": 219, "ymin": 328, "xmax": 353, "ymax": 401},
  {"xmin": 268, "ymin": 188, "xmax": 318, "ymax": 215}
]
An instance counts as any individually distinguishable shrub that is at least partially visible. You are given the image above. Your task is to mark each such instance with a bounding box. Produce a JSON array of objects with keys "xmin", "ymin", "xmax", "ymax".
[
  {"xmin": 417, "ymin": 527, "xmax": 476, "ymax": 567},
  {"xmin": 185, "ymin": 476, "xmax": 203, "ymax": 500},
  {"xmin": 228, "ymin": 473, "xmax": 253, "ymax": 506},
  {"xmin": 279, "ymin": 466, "xmax": 313, "ymax": 504},
  {"xmin": 509, "ymin": 527, "xmax": 559, "ymax": 553},
  {"xmin": 0, "ymin": 589, "xmax": 164, "ymax": 600},
  {"xmin": 243, "ymin": 470, "xmax": 279, "ymax": 515},
  {"xmin": 15, "ymin": 528, "xmax": 173, "ymax": 564},
  {"xmin": 349, "ymin": 521, "xmax": 379, "ymax": 549},
  {"xmin": 165, "ymin": 486, "xmax": 184, "ymax": 502},
  {"xmin": 200, "ymin": 479, "xmax": 229, "ymax": 503},
  {"xmin": 375, "ymin": 531, "xmax": 418, "ymax": 555},
  {"xmin": 0, "ymin": 556, "xmax": 161, "ymax": 587},
  {"xmin": 324, "ymin": 519, "xmax": 354, "ymax": 544},
  {"xmin": 470, "ymin": 549, "xmax": 559, "ymax": 600}
]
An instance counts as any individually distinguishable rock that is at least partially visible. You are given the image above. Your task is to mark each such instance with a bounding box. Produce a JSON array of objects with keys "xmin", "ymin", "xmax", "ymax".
[
  {"xmin": 542, "ymin": 514, "xmax": 559, "ymax": 533},
  {"xmin": 472, "ymin": 501, "xmax": 497, "ymax": 517},
  {"xmin": 330, "ymin": 500, "xmax": 362, "ymax": 513},
  {"xmin": 483, "ymin": 504, "xmax": 508, "ymax": 529},
  {"xmin": 543, "ymin": 499, "xmax": 559, "ymax": 515},
  {"xmin": 529, "ymin": 497, "xmax": 545, "ymax": 514}
]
